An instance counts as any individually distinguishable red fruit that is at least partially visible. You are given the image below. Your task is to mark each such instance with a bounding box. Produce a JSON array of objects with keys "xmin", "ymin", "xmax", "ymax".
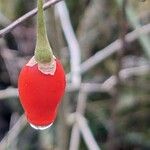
[
  {"xmin": 18, "ymin": 0, "xmax": 66, "ymax": 129},
  {"xmin": 18, "ymin": 58, "xmax": 66, "ymax": 126}
]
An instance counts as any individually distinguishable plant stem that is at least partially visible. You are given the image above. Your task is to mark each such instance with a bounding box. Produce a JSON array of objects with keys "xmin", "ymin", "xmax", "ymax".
[{"xmin": 35, "ymin": 0, "xmax": 53, "ymax": 63}]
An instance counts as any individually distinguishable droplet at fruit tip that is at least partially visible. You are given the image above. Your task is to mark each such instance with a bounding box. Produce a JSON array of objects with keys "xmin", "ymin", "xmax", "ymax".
[{"xmin": 30, "ymin": 123, "xmax": 53, "ymax": 130}]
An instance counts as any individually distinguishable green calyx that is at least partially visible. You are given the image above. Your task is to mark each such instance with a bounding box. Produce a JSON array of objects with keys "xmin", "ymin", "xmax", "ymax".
[{"xmin": 35, "ymin": 0, "xmax": 53, "ymax": 63}]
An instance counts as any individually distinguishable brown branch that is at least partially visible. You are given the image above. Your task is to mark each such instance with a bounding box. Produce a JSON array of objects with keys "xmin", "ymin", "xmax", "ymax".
[{"xmin": 0, "ymin": 0, "xmax": 62, "ymax": 38}]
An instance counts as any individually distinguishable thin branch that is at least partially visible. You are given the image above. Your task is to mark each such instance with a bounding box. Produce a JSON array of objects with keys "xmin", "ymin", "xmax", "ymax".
[
  {"xmin": 80, "ymin": 23, "xmax": 150, "ymax": 74},
  {"xmin": 0, "ymin": 87, "xmax": 18, "ymax": 99},
  {"xmin": 69, "ymin": 91, "xmax": 87, "ymax": 150},
  {"xmin": 0, "ymin": 64, "xmax": 149, "ymax": 148},
  {"xmin": 69, "ymin": 82, "xmax": 106, "ymax": 150},
  {"xmin": 0, "ymin": 83, "xmax": 105, "ymax": 100},
  {"xmin": 0, "ymin": 25, "xmax": 149, "ymax": 99},
  {"xmin": 68, "ymin": 64, "xmax": 150, "ymax": 92},
  {"xmin": 66, "ymin": 23, "xmax": 150, "ymax": 80},
  {"xmin": 102, "ymin": 64, "xmax": 150, "ymax": 90},
  {"xmin": 0, "ymin": 115, "xmax": 27, "ymax": 149},
  {"xmin": 69, "ymin": 124, "xmax": 81, "ymax": 150},
  {"xmin": 0, "ymin": 64, "xmax": 149, "ymax": 99},
  {"xmin": 55, "ymin": 2, "xmax": 81, "ymax": 149},
  {"xmin": 0, "ymin": 0, "xmax": 62, "ymax": 37},
  {"xmin": 0, "ymin": 16, "xmax": 150, "ymax": 77},
  {"xmin": 116, "ymin": 0, "xmax": 150, "ymax": 58},
  {"xmin": 56, "ymin": 1, "xmax": 81, "ymax": 87},
  {"xmin": 76, "ymin": 114, "xmax": 101, "ymax": 150}
]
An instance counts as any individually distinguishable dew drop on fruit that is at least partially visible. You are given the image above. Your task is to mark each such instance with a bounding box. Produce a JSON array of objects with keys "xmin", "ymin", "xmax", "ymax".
[{"xmin": 29, "ymin": 123, "xmax": 53, "ymax": 130}]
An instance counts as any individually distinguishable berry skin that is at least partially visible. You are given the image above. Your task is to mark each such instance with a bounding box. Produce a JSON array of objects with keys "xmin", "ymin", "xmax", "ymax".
[{"xmin": 18, "ymin": 58, "xmax": 66, "ymax": 126}]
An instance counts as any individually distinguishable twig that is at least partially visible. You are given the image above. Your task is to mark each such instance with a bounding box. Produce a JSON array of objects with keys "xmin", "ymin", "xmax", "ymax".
[
  {"xmin": 55, "ymin": 2, "xmax": 81, "ymax": 149},
  {"xmin": 0, "ymin": 115, "xmax": 27, "ymax": 149},
  {"xmin": 76, "ymin": 114, "xmax": 100, "ymax": 150},
  {"xmin": 69, "ymin": 91, "xmax": 87, "ymax": 150},
  {"xmin": 0, "ymin": 0, "xmax": 62, "ymax": 37},
  {"xmin": 66, "ymin": 23, "xmax": 150, "ymax": 81},
  {"xmin": 56, "ymin": 1, "xmax": 81, "ymax": 87},
  {"xmin": 80, "ymin": 23, "xmax": 150, "ymax": 74},
  {"xmin": 0, "ymin": 64, "xmax": 149, "ymax": 99},
  {"xmin": 8, "ymin": 113, "xmax": 20, "ymax": 150},
  {"xmin": 0, "ymin": 64, "xmax": 149, "ymax": 148},
  {"xmin": 116, "ymin": 0, "xmax": 150, "ymax": 58},
  {"xmin": 69, "ymin": 82, "xmax": 104, "ymax": 150},
  {"xmin": 69, "ymin": 123, "xmax": 81, "ymax": 150},
  {"xmin": 1, "ymin": 18, "xmax": 150, "ymax": 77},
  {"xmin": 0, "ymin": 87, "xmax": 18, "ymax": 99},
  {"xmin": 0, "ymin": 83, "xmax": 105, "ymax": 100}
]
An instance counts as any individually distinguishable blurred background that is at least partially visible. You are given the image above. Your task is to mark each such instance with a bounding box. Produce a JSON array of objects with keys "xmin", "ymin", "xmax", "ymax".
[{"xmin": 0, "ymin": 0, "xmax": 150, "ymax": 150}]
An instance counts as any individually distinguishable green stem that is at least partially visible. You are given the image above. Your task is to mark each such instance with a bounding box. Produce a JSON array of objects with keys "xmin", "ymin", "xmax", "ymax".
[{"xmin": 35, "ymin": 0, "xmax": 53, "ymax": 63}]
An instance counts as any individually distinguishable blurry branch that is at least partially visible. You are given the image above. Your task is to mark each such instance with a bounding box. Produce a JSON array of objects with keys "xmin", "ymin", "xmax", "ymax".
[
  {"xmin": 0, "ymin": 0, "xmax": 62, "ymax": 37},
  {"xmin": 69, "ymin": 89, "xmax": 100, "ymax": 150},
  {"xmin": 9, "ymin": 113, "xmax": 20, "ymax": 129},
  {"xmin": 0, "ymin": 82, "xmax": 107, "ymax": 100},
  {"xmin": 0, "ymin": 1, "xmax": 149, "ymax": 149},
  {"xmin": 80, "ymin": 23, "xmax": 150, "ymax": 74},
  {"xmin": 69, "ymin": 123, "xmax": 80, "ymax": 150},
  {"xmin": 55, "ymin": 2, "xmax": 81, "ymax": 149},
  {"xmin": 102, "ymin": 64, "xmax": 150, "ymax": 90},
  {"xmin": 120, "ymin": 64, "xmax": 150, "ymax": 78},
  {"xmin": 8, "ymin": 113, "xmax": 20, "ymax": 149},
  {"xmin": 1, "ymin": 65, "xmax": 148, "ymax": 149},
  {"xmin": 0, "ymin": 87, "xmax": 18, "ymax": 99},
  {"xmin": 80, "ymin": 60, "xmax": 150, "ymax": 94},
  {"xmin": 0, "ymin": 64, "xmax": 149, "ymax": 100},
  {"xmin": 56, "ymin": 1, "xmax": 81, "ymax": 87},
  {"xmin": 0, "ymin": 65, "xmax": 149, "ymax": 149},
  {"xmin": 76, "ymin": 114, "xmax": 100, "ymax": 150},
  {"xmin": 69, "ymin": 91, "xmax": 87, "ymax": 150},
  {"xmin": 0, "ymin": 2, "xmax": 149, "ymax": 79},
  {"xmin": 116, "ymin": 0, "xmax": 150, "ymax": 58},
  {"xmin": 0, "ymin": 115, "xmax": 26, "ymax": 150},
  {"xmin": 77, "ymin": 0, "xmax": 150, "ymax": 61}
]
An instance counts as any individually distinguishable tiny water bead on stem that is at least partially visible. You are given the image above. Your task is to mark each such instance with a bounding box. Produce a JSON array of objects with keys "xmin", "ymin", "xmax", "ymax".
[{"xmin": 18, "ymin": 0, "xmax": 66, "ymax": 130}]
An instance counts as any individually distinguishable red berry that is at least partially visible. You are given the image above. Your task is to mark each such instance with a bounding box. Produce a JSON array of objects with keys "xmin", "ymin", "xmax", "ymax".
[{"xmin": 18, "ymin": 58, "xmax": 66, "ymax": 126}]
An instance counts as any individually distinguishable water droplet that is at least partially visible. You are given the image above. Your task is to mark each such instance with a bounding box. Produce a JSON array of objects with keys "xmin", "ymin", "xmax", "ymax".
[{"xmin": 29, "ymin": 123, "xmax": 53, "ymax": 130}]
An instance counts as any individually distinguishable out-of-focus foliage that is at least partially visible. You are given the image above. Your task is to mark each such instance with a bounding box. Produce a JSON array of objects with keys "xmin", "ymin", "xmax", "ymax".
[{"xmin": 0, "ymin": 0, "xmax": 17, "ymax": 19}]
